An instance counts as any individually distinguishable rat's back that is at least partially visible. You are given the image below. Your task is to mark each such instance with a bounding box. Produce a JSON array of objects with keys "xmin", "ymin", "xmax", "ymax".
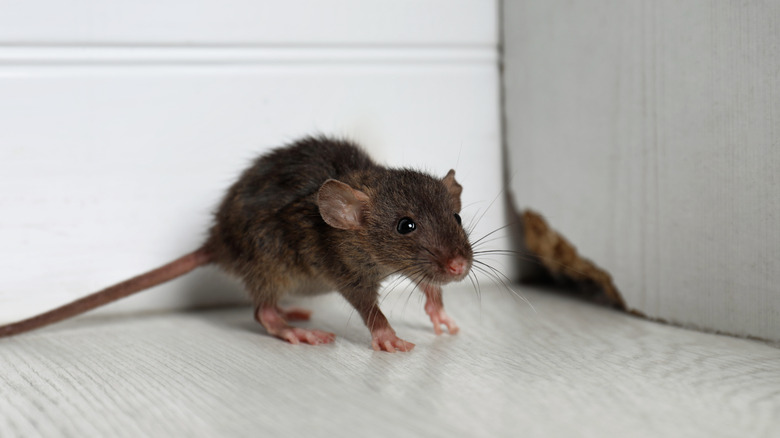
[{"xmin": 205, "ymin": 137, "xmax": 376, "ymax": 276}]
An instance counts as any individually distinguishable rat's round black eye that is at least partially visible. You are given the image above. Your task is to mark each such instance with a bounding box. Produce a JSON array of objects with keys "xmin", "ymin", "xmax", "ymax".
[
  {"xmin": 454, "ymin": 213, "xmax": 462, "ymax": 226},
  {"xmin": 397, "ymin": 217, "xmax": 416, "ymax": 234}
]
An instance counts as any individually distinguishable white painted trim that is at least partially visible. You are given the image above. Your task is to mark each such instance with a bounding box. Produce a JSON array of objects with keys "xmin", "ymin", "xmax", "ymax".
[
  {"xmin": 0, "ymin": 1, "xmax": 498, "ymax": 46},
  {"xmin": 0, "ymin": 1, "xmax": 504, "ymax": 324},
  {"xmin": 0, "ymin": 46, "xmax": 498, "ymax": 66}
]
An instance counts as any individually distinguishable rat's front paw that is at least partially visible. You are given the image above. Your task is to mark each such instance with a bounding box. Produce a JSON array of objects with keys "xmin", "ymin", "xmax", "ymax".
[
  {"xmin": 371, "ymin": 327, "xmax": 415, "ymax": 353},
  {"xmin": 425, "ymin": 301, "xmax": 460, "ymax": 335}
]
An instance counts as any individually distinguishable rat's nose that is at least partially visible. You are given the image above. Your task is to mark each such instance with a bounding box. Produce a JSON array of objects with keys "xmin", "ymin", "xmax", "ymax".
[{"xmin": 447, "ymin": 256, "xmax": 469, "ymax": 277}]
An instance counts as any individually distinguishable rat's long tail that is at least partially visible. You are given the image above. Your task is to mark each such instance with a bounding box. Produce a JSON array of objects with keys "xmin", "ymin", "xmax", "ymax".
[{"xmin": 0, "ymin": 247, "xmax": 212, "ymax": 338}]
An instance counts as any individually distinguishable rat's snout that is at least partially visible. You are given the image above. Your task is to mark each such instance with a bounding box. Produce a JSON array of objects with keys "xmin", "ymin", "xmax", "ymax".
[{"xmin": 447, "ymin": 256, "xmax": 469, "ymax": 277}]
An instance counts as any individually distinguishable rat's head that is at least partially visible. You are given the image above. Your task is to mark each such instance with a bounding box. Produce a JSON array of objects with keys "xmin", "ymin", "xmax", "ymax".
[{"xmin": 317, "ymin": 169, "xmax": 473, "ymax": 285}]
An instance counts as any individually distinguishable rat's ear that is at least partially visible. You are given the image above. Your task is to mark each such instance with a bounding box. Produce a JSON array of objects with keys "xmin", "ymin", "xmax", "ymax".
[
  {"xmin": 442, "ymin": 169, "xmax": 463, "ymax": 212},
  {"xmin": 317, "ymin": 179, "xmax": 370, "ymax": 230}
]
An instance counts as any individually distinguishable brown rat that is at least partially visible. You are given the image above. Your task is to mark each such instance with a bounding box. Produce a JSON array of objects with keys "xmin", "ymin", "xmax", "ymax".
[{"xmin": 0, "ymin": 136, "xmax": 473, "ymax": 352}]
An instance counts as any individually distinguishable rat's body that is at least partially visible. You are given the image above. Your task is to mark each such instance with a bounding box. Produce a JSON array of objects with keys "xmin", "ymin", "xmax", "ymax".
[{"xmin": 0, "ymin": 137, "xmax": 472, "ymax": 352}]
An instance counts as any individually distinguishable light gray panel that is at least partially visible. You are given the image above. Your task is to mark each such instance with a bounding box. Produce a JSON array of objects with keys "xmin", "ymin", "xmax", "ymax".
[{"xmin": 504, "ymin": 1, "xmax": 780, "ymax": 340}]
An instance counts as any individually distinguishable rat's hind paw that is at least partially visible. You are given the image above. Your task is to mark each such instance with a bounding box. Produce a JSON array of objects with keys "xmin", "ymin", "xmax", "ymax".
[
  {"xmin": 278, "ymin": 327, "xmax": 336, "ymax": 345},
  {"xmin": 424, "ymin": 301, "xmax": 460, "ymax": 335},
  {"xmin": 371, "ymin": 327, "xmax": 415, "ymax": 353},
  {"xmin": 256, "ymin": 305, "xmax": 334, "ymax": 345}
]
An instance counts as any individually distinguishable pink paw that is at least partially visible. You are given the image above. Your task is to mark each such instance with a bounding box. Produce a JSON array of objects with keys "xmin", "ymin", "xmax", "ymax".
[
  {"xmin": 256, "ymin": 305, "xmax": 334, "ymax": 345},
  {"xmin": 425, "ymin": 302, "xmax": 460, "ymax": 335},
  {"xmin": 371, "ymin": 327, "xmax": 415, "ymax": 352},
  {"xmin": 277, "ymin": 327, "xmax": 336, "ymax": 345}
]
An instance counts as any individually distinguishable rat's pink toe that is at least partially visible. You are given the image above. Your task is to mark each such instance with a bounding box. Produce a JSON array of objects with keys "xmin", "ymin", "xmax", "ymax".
[
  {"xmin": 371, "ymin": 327, "xmax": 415, "ymax": 352},
  {"xmin": 309, "ymin": 329, "xmax": 336, "ymax": 344},
  {"xmin": 430, "ymin": 316, "xmax": 444, "ymax": 335},
  {"xmin": 282, "ymin": 330, "xmax": 301, "ymax": 345},
  {"xmin": 278, "ymin": 327, "xmax": 336, "ymax": 345},
  {"xmin": 425, "ymin": 303, "xmax": 459, "ymax": 335},
  {"xmin": 257, "ymin": 305, "xmax": 334, "ymax": 346}
]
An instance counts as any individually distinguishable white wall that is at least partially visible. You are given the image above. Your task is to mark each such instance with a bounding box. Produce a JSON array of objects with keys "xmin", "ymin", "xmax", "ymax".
[
  {"xmin": 0, "ymin": 1, "xmax": 504, "ymax": 322},
  {"xmin": 503, "ymin": 1, "xmax": 780, "ymax": 341}
]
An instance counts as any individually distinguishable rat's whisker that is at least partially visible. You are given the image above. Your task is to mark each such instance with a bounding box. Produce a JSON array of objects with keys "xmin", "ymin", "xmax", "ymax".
[
  {"xmin": 381, "ymin": 266, "xmax": 423, "ymax": 303},
  {"xmin": 470, "ymin": 222, "xmax": 517, "ymax": 247},
  {"xmin": 470, "ymin": 235, "xmax": 511, "ymax": 249},
  {"xmin": 471, "ymin": 266, "xmax": 484, "ymax": 304},
  {"xmin": 468, "ymin": 270, "xmax": 485, "ymax": 319},
  {"xmin": 380, "ymin": 274, "xmax": 407, "ymax": 302},
  {"xmin": 468, "ymin": 187, "xmax": 506, "ymax": 232},
  {"xmin": 474, "ymin": 248, "xmax": 591, "ymax": 278},
  {"xmin": 472, "ymin": 249, "xmax": 540, "ymax": 265},
  {"xmin": 379, "ymin": 266, "xmax": 412, "ymax": 283},
  {"xmin": 400, "ymin": 269, "xmax": 428, "ymax": 316},
  {"xmin": 466, "ymin": 270, "xmax": 482, "ymax": 308},
  {"xmin": 472, "ymin": 261, "xmax": 537, "ymax": 313},
  {"xmin": 404, "ymin": 273, "xmax": 425, "ymax": 309}
]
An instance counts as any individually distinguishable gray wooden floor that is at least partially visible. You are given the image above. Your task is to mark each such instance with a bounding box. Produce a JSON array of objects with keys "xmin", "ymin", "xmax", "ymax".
[{"xmin": 1, "ymin": 283, "xmax": 778, "ymax": 438}]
